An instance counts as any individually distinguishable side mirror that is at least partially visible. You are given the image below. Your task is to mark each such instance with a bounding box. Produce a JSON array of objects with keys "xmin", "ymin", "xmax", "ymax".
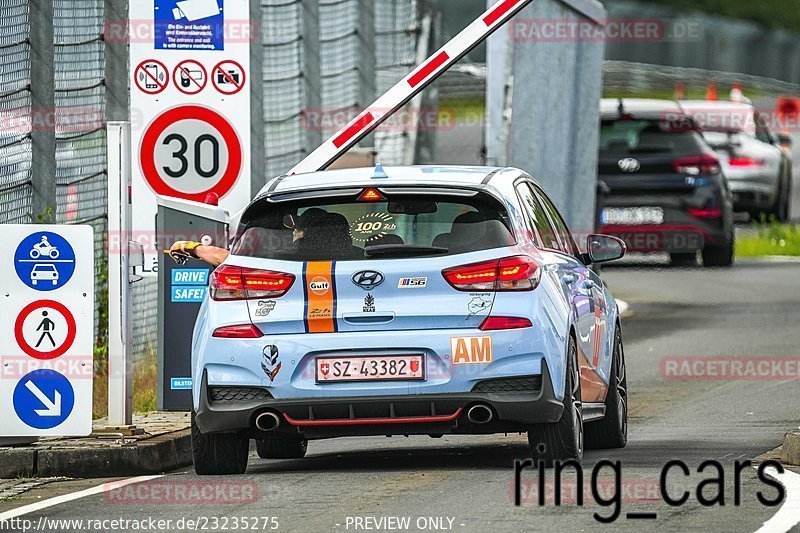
[
  {"xmin": 587, "ymin": 234, "xmax": 626, "ymax": 263},
  {"xmin": 776, "ymin": 132, "xmax": 792, "ymax": 147}
]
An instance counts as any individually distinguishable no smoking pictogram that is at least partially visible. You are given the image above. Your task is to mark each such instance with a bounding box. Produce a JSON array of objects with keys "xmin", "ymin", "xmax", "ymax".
[
  {"xmin": 14, "ymin": 300, "xmax": 77, "ymax": 360},
  {"xmin": 174, "ymin": 60, "xmax": 208, "ymax": 95},
  {"xmin": 135, "ymin": 60, "xmax": 169, "ymax": 95},
  {"xmin": 212, "ymin": 60, "xmax": 246, "ymax": 96}
]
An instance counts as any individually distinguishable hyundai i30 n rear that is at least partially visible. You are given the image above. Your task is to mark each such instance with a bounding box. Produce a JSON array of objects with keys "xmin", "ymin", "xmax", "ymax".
[{"xmin": 191, "ymin": 166, "xmax": 628, "ymax": 474}]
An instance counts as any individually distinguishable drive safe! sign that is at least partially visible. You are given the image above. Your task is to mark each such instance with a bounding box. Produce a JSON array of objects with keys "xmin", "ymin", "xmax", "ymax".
[{"xmin": 129, "ymin": 0, "xmax": 252, "ymax": 276}]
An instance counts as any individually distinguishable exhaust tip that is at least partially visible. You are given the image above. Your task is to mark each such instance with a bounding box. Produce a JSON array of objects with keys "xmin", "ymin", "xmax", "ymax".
[
  {"xmin": 254, "ymin": 411, "xmax": 281, "ymax": 432},
  {"xmin": 466, "ymin": 404, "xmax": 494, "ymax": 425}
]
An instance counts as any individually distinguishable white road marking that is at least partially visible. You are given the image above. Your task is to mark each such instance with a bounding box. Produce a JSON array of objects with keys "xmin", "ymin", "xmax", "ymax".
[
  {"xmin": 0, "ymin": 475, "xmax": 163, "ymax": 521},
  {"xmin": 754, "ymin": 466, "xmax": 800, "ymax": 533}
]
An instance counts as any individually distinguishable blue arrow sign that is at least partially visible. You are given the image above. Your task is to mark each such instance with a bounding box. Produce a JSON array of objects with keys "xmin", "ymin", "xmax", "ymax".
[
  {"xmin": 13, "ymin": 370, "xmax": 75, "ymax": 430},
  {"xmin": 14, "ymin": 231, "xmax": 76, "ymax": 291}
]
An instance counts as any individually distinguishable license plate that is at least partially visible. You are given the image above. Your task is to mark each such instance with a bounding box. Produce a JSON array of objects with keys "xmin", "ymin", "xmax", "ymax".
[
  {"xmin": 315, "ymin": 355, "xmax": 425, "ymax": 383},
  {"xmin": 602, "ymin": 207, "xmax": 664, "ymax": 225}
]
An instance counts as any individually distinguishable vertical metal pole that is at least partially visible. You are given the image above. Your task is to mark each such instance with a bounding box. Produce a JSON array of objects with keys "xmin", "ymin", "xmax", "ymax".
[
  {"xmin": 107, "ymin": 122, "xmax": 133, "ymax": 427},
  {"xmin": 104, "ymin": 0, "xmax": 129, "ymax": 122},
  {"xmin": 357, "ymin": 0, "xmax": 376, "ymax": 149},
  {"xmin": 250, "ymin": 0, "xmax": 265, "ymax": 196},
  {"xmin": 484, "ymin": 0, "xmax": 510, "ymax": 167},
  {"xmin": 301, "ymin": 0, "xmax": 322, "ymax": 154},
  {"xmin": 29, "ymin": 0, "xmax": 56, "ymax": 222}
]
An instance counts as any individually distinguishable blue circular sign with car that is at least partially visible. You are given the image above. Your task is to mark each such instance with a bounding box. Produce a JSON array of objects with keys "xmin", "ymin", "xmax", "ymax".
[{"xmin": 13, "ymin": 231, "xmax": 76, "ymax": 291}]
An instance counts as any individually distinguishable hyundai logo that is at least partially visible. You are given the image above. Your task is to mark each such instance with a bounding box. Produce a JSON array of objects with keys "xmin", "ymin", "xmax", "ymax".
[
  {"xmin": 618, "ymin": 158, "xmax": 641, "ymax": 173},
  {"xmin": 352, "ymin": 270, "xmax": 385, "ymax": 290}
]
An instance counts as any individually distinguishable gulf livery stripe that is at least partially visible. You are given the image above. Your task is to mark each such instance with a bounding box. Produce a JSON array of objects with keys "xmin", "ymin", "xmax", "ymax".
[{"xmin": 304, "ymin": 261, "xmax": 337, "ymax": 334}]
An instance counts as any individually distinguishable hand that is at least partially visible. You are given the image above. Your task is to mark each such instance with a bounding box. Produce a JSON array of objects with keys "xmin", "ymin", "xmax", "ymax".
[{"xmin": 165, "ymin": 240, "xmax": 203, "ymax": 265}]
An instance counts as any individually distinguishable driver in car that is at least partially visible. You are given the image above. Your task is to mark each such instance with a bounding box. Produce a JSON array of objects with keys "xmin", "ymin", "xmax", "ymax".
[{"xmin": 166, "ymin": 208, "xmax": 328, "ymax": 267}]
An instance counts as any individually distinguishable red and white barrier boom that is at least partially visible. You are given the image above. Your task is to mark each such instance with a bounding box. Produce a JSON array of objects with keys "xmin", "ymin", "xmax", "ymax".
[{"xmin": 289, "ymin": 0, "xmax": 535, "ymax": 175}]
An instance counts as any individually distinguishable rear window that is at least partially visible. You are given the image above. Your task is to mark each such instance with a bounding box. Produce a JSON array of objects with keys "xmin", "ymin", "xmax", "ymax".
[
  {"xmin": 599, "ymin": 119, "xmax": 704, "ymax": 156},
  {"xmin": 232, "ymin": 191, "xmax": 516, "ymax": 261}
]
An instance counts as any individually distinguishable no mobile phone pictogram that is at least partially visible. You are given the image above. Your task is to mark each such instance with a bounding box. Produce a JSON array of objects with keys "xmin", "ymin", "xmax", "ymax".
[
  {"xmin": 174, "ymin": 60, "xmax": 208, "ymax": 95},
  {"xmin": 135, "ymin": 60, "xmax": 169, "ymax": 95},
  {"xmin": 212, "ymin": 60, "xmax": 246, "ymax": 95}
]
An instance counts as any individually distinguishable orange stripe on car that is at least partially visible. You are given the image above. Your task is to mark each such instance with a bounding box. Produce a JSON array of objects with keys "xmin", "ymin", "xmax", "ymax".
[{"xmin": 304, "ymin": 261, "xmax": 337, "ymax": 334}]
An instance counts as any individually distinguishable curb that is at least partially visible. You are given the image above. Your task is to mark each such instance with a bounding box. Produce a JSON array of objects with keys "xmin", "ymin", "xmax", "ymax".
[
  {"xmin": 0, "ymin": 429, "xmax": 191, "ymax": 479},
  {"xmin": 782, "ymin": 430, "xmax": 800, "ymax": 466}
]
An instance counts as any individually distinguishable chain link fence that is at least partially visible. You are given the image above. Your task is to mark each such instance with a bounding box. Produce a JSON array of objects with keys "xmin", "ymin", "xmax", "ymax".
[{"xmin": 0, "ymin": 0, "xmax": 32, "ymax": 225}]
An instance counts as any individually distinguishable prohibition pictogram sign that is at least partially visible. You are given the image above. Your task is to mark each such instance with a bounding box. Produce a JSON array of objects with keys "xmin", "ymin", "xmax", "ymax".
[
  {"xmin": 211, "ymin": 60, "xmax": 246, "ymax": 96},
  {"xmin": 174, "ymin": 60, "xmax": 208, "ymax": 95},
  {"xmin": 135, "ymin": 59, "xmax": 169, "ymax": 95},
  {"xmin": 14, "ymin": 300, "xmax": 77, "ymax": 360}
]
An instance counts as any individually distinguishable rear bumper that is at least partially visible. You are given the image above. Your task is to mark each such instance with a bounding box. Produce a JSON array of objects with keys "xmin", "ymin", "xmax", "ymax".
[
  {"xmin": 728, "ymin": 180, "xmax": 778, "ymax": 210},
  {"xmin": 600, "ymin": 224, "xmax": 727, "ymax": 253},
  {"xmin": 194, "ymin": 362, "xmax": 563, "ymax": 438}
]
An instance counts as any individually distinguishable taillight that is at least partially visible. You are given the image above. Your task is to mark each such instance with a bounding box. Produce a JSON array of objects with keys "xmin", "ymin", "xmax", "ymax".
[
  {"xmin": 673, "ymin": 154, "xmax": 720, "ymax": 176},
  {"xmin": 210, "ymin": 265, "xmax": 295, "ymax": 301},
  {"xmin": 442, "ymin": 256, "xmax": 540, "ymax": 292},
  {"xmin": 728, "ymin": 157, "xmax": 765, "ymax": 167},
  {"xmin": 212, "ymin": 324, "xmax": 264, "ymax": 338},
  {"xmin": 687, "ymin": 207, "xmax": 723, "ymax": 219},
  {"xmin": 479, "ymin": 316, "xmax": 533, "ymax": 331}
]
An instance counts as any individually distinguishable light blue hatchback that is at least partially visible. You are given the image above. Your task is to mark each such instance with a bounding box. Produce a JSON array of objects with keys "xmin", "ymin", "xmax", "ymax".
[{"xmin": 191, "ymin": 165, "xmax": 628, "ymax": 475}]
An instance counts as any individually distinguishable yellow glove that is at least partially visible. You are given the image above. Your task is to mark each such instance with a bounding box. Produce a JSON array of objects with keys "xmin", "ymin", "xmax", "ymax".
[{"xmin": 165, "ymin": 241, "xmax": 203, "ymax": 265}]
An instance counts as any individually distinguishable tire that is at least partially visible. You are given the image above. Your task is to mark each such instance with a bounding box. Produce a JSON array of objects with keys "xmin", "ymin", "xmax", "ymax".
[
  {"xmin": 192, "ymin": 412, "xmax": 249, "ymax": 475},
  {"xmin": 585, "ymin": 327, "xmax": 627, "ymax": 450},
  {"xmin": 256, "ymin": 437, "xmax": 308, "ymax": 459},
  {"xmin": 669, "ymin": 252, "xmax": 697, "ymax": 266},
  {"xmin": 702, "ymin": 238, "xmax": 734, "ymax": 268},
  {"xmin": 770, "ymin": 177, "xmax": 790, "ymax": 223},
  {"xmin": 527, "ymin": 335, "xmax": 583, "ymax": 466}
]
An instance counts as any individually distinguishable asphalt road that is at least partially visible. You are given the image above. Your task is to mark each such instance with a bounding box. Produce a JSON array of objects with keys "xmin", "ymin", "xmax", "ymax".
[{"xmin": 2, "ymin": 258, "xmax": 799, "ymax": 533}]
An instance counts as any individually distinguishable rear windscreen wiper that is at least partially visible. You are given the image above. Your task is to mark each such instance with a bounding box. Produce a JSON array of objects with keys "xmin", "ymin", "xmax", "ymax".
[{"xmin": 363, "ymin": 244, "xmax": 448, "ymax": 258}]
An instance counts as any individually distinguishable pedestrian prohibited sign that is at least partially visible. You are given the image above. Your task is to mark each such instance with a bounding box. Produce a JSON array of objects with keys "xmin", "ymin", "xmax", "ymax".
[
  {"xmin": 14, "ymin": 231, "xmax": 76, "ymax": 291},
  {"xmin": 0, "ymin": 224, "xmax": 94, "ymax": 436},
  {"xmin": 140, "ymin": 105, "xmax": 243, "ymax": 202},
  {"xmin": 14, "ymin": 300, "xmax": 77, "ymax": 360}
]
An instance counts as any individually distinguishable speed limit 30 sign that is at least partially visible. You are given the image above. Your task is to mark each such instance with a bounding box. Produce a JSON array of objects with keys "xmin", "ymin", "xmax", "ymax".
[{"xmin": 140, "ymin": 105, "xmax": 243, "ymax": 202}]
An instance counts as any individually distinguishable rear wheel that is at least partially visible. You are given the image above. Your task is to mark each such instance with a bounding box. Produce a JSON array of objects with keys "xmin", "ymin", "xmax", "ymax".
[
  {"xmin": 192, "ymin": 412, "xmax": 250, "ymax": 475},
  {"xmin": 770, "ymin": 177, "xmax": 790, "ymax": 222},
  {"xmin": 527, "ymin": 336, "xmax": 583, "ymax": 466},
  {"xmin": 256, "ymin": 437, "xmax": 308, "ymax": 459},
  {"xmin": 702, "ymin": 239, "xmax": 734, "ymax": 267},
  {"xmin": 585, "ymin": 327, "xmax": 627, "ymax": 450}
]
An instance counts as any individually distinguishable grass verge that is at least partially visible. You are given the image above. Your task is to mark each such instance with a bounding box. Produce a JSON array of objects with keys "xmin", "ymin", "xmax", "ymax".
[
  {"xmin": 93, "ymin": 345, "xmax": 158, "ymax": 419},
  {"xmin": 736, "ymin": 221, "xmax": 800, "ymax": 257}
]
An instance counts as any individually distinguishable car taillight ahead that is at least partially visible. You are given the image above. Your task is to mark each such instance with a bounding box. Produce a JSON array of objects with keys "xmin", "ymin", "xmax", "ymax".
[
  {"xmin": 728, "ymin": 157, "xmax": 765, "ymax": 167},
  {"xmin": 442, "ymin": 256, "xmax": 541, "ymax": 292},
  {"xmin": 673, "ymin": 154, "xmax": 720, "ymax": 176},
  {"xmin": 687, "ymin": 207, "xmax": 723, "ymax": 219},
  {"xmin": 209, "ymin": 265, "xmax": 295, "ymax": 301}
]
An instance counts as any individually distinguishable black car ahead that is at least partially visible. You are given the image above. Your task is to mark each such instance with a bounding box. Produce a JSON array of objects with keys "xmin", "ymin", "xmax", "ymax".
[{"xmin": 596, "ymin": 98, "xmax": 735, "ymax": 267}]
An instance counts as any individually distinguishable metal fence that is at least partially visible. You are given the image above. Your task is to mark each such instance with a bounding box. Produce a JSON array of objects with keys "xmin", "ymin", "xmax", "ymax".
[{"xmin": 0, "ymin": 0, "xmax": 32, "ymax": 225}]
